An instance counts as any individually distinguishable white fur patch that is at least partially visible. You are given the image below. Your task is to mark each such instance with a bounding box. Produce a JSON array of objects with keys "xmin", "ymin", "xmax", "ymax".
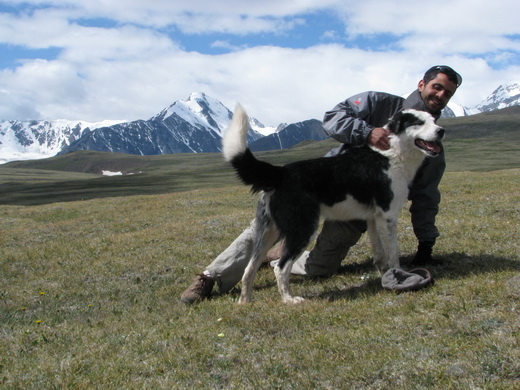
[{"xmin": 222, "ymin": 104, "xmax": 250, "ymax": 162}]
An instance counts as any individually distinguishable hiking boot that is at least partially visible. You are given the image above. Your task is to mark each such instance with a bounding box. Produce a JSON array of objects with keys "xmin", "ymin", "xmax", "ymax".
[
  {"xmin": 410, "ymin": 241, "xmax": 443, "ymax": 266},
  {"xmin": 180, "ymin": 273, "xmax": 215, "ymax": 304}
]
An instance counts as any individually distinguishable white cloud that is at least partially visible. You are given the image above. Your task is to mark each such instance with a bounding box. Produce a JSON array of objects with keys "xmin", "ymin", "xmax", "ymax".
[
  {"xmin": 0, "ymin": 0, "xmax": 519, "ymax": 125},
  {"xmin": 1, "ymin": 0, "xmax": 327, "ymax": 32},
  {"xmin": 0, "ymin": 59, "xmax": 87, "ymax": 119},
  {"xmin": 337, "ymin": 0, "xmax": 520, "ymax": 37}
]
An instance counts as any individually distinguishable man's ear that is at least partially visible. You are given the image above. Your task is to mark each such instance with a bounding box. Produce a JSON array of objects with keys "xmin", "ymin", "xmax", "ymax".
[{"xmin": 418, "ymin": 79, "xmax": 426, "ymax": 92}]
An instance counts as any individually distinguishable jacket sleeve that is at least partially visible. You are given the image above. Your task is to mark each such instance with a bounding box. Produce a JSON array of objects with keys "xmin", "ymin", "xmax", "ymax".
[{"xmin": 322, "ymin": 92, "xmax": 403, "ymax": 147}]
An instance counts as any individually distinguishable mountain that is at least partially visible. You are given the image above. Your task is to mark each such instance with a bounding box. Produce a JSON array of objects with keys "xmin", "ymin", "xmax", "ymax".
[
  {"xmin": 474, "ymin": 82, "xmax": 520, "ymax": 112},
  {"xmin": 1, "ymin": 82, "xmax": 520, "ymax": 164},
  {"xmin": 58, "ymin": 93, "xmax": 267, "ymax": 156},
  {"xmin": 432, "ymin": 81, "xmax": 520, "ymax": 118},
  {"xmin": 249, "ymin": 119, "xmax": 327, "ymax": 151},
  {"xmin": 0, "ymin": 93, "xmax": 274, "ymax": 164},
  {"xmin": 0, "ymin": 119, "xmax": 123, "ymax": 164},
  {"xmin": 441, "ymin": 102, "xmax": 471, "ymax": 118}
]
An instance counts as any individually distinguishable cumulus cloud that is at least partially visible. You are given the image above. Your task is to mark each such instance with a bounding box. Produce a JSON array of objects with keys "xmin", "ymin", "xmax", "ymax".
[{"xmin": 0, "ymin": 0, "xmax": 519, "ymax": 124}]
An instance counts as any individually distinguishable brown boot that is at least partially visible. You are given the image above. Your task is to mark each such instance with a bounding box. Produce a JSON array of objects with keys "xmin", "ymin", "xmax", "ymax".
[{"xmin": 180, "ymin": 273, "xmax": 215, "ymax": 304}]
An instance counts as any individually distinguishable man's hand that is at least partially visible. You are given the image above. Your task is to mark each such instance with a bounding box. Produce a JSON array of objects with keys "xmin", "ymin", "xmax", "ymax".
[{"xmin": 368, "ymin": 127, "xmax": 391, "ymax": 150}]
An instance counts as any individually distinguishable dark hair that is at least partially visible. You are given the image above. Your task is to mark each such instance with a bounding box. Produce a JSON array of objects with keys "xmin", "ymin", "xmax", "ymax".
[{"xmin": 423, "ymin": 65, "xmax": 462, "ymax": 87}]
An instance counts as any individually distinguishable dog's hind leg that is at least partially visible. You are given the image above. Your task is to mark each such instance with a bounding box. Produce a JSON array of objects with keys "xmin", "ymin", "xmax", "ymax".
[
  {"xmin": 238, "ymin": 223, "xmax": 279, "ymax": 304},
  {"xmin": 273, "ymin": 225, "xmax": 317, "ymax": 304},
  {"xmin": 274, "ymin": 254, "xmax": 305, "ymax": 304},
  {"xmin": 271, "ymin": 201, "xmax": 319, "ymax": 304},
  {"xmin": 238, "ymin": 196, "xmax": 280, "ymax": 304}
]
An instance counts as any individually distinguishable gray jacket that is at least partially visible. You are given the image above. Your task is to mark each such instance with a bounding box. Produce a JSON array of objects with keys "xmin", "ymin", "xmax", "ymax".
[{"xmin": 322, "ymin": 90, "xmax": 446, "ymax": 242}]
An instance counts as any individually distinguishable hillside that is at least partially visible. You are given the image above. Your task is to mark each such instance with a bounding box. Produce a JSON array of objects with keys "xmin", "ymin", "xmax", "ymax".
[
  {"xmin": 1, "ymin": 107, "xmax": 519, "ymax": 206},
  {"xmin": 438, "ymin": 106, "xmax": 520, "ymax": 138}
]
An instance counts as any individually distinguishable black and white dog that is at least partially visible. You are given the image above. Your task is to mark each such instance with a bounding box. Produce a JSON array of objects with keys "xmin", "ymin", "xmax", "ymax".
[{"xmin": 223, "ymin": 105, "xmax": 444, "ymax": 304}]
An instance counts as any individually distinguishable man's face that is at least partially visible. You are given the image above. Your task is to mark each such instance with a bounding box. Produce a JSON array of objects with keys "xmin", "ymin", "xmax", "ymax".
[{"xmin": 418, "ymin": 72, "xmax": 458, "ymax": 112}]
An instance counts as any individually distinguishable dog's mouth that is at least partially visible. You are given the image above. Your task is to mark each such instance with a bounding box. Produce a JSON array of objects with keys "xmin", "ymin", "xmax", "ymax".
[{"xmin": 415, "ymin": 139, "xmax": 442, "ymax": 157}]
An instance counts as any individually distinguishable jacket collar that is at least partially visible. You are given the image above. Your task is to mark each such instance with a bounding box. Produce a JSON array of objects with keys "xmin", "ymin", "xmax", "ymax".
[{"xmin": 402, "ymin": 89, "xmax": 442, "ymax": 121}]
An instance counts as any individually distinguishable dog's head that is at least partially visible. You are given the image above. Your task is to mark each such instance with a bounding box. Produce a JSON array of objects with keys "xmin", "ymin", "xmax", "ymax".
[{"xmin": 387, "ymin": 109, "xmax": 445, "ymax": 157}]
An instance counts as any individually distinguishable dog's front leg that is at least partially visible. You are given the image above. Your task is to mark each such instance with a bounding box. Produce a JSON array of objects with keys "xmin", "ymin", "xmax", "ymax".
[
  {"xmin": 369, "ymin": 216, "xmax": 400, "ymax": 274},
  {"xmin": 367, "ymin": 219, "xmax": 384, "ymax": 273},
  {"xmin": 381, "ymin": 216, "xmax": 400, "ymax": 271},
  {"xmin": 274, "ymin": 260, "xmax": 305, "ymax": 304}
]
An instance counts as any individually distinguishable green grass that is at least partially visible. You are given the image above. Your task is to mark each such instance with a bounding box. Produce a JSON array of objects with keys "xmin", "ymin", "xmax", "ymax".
[
  {"xmin": 1, "ymin": 168, "xmax": 519, "ymax": 389},
  {"xmin": 1, "ymin": 110, "xmax": 519, "ymax": 387},
  {"xmin": 2, "ymin": 131, "xmax": 520, "ymax": 206},
  {"xmin": 0, "ymin": 141, "xmax": 343, "ymax": 206}
]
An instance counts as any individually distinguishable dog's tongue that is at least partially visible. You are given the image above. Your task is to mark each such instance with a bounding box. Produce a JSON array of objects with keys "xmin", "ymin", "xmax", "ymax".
[
  {"xmin": 418, "ymin": 139, "xmax": 441, "ymax": 154},
  {"xmin": 424, "ymin": 141, "xmax": 441, "ymax": 154}
]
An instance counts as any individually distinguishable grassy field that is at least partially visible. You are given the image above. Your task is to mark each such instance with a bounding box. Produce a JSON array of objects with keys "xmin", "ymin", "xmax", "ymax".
[
  {"xmin": 1, "ymin": 163, "xmax": 519, "ymax": 388},
  {"xmin": 1, "ymin": 109, "xmax": 519, "ymax": 388},
  {"xmin": 2, "ymin": 128, "xmax": 520, "ymax": 206}
]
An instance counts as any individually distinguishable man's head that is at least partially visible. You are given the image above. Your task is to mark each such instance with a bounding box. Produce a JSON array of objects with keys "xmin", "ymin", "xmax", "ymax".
[{"xmin": 418, "ymin": 65, "xmax": 462, "ymax": 113}]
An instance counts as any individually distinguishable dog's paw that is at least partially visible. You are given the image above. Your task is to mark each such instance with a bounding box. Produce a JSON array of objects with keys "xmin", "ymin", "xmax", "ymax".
[
  {"xmin": 238, "ymin": 295, "xmax": 251, "ymax": 304},
  {"xmin": 283, "ymin": 296, "xmax": 305, "ymax": 304}
]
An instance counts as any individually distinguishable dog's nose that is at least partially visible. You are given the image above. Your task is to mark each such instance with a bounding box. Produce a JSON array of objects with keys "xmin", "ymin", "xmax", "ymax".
[{"xmin": 437, "ymin": 127, "xmax": 445, "ymax": 138}]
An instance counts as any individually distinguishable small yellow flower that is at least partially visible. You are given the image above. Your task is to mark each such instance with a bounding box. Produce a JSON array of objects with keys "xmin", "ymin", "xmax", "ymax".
[
  {"xmin": 39, "ymin": 291, "xmax": 45, "ymax": 296},
  {"xmin": 217, "ymin": 333, "xmax": 225, "ymax": 338},
  {"xmin": 35, "ymin": 320, "xmax": 41, "ymax": 324}
]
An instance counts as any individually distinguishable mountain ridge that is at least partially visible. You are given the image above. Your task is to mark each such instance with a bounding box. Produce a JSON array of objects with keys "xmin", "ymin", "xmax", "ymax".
[
  {"xmin": 2, "ymin": 106, "xmax": 519, "ymax": 206},
  {"xmin": 1, "ymin": 82, "xmax": 519, "ymax": 164}
]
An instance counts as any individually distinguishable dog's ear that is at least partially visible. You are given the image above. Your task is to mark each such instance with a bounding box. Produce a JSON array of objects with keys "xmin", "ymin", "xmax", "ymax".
[
  {"xmin": 386, "ymin": 111, "xmax": 403, "ymax": 134},
  {"xmin": 388, "ymin": 110, "xmax": 425, "ymax": 134}
]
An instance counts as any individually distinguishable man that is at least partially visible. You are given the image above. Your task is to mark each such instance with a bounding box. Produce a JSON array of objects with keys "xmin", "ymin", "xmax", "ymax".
[{"xmin": 180, "ymin": 65, "xmax": 462, "ymax": 304}]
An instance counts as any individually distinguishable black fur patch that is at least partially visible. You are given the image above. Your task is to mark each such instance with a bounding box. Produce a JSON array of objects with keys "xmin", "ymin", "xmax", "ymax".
[
  {"xmin": 273, "ymin": 145, "xmax": 393, "ymax": 211},
  {"xmin": 257, "ymin": 145, "xmax": 394, "ymax": 269},
  {"xmin": 230, "ymin": 149, "xmax": 284, "ymax": 193},
  {"xmin": 388, "ymin": 111, "xmax": 425, "ymax": 134}
]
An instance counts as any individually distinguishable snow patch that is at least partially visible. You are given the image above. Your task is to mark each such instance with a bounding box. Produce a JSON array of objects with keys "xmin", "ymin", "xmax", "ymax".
[{"xmin": 102, "ymin": 170, "xmax": 123, "ymax": 176}]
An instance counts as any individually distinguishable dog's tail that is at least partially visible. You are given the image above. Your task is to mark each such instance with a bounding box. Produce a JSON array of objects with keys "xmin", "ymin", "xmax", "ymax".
[{"xmin": 223, "ymin": 104, "xmax": 283, "ymax": 193}]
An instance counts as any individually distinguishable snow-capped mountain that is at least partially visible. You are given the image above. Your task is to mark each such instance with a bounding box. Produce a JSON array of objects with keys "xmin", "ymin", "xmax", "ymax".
[
  {"xmin": 0, "ymin": 93, "xmax": 274, "ymax": 164},
  {"xmin": 474, "ymin": 82, "xmax": 520, "ymax": 113},
  {"xmin": 421, "ymin": 82, "xmax": 520, "ymax": 118},
  {"xmin": 249, "ymin": 120, "xmax": 327, "ymax": 151},
  {"xmin": 58, "ymin": 92, "xmax": 269, "ymax": 156},
  {"xmin": 0, "ymin": 119, "xmax": 124, "ymax": 164},
  {"xmin": 444, "ymin": 81, "xmax": 520, "ymax": 117},
  {"xmin": 1, "ymin": 83, "xmax": 519, "ymax": 164},
  {"xmin": 57, "ymin": 92, "xmax": 273, "ymax": 156},
  {"xmin": 441, "ymin": 102, "xmax": 470, "ymax": 118}
]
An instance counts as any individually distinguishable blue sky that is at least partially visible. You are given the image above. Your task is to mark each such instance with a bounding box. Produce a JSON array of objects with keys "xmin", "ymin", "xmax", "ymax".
[{"xmin": 1, "ymin": 0, "xmax": 519, "ymax": 125}]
